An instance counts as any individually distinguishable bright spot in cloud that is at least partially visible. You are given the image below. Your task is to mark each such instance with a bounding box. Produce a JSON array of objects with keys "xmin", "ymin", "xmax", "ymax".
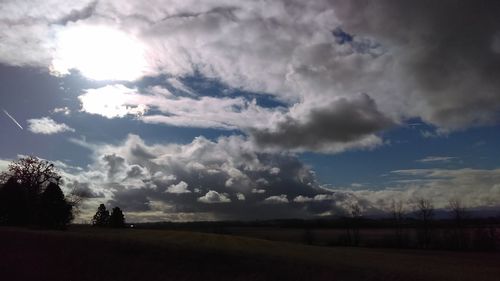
[
  {"xmin": 79, "ymin": 84, "xmax": 148, "ymax": 118},
  {"xmin": 51, "ymin": 25, "xmax": 148, "ymax": 81}
]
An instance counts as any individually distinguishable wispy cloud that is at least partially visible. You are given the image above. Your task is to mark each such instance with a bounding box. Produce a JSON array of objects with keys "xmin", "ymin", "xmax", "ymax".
[
  {"xmin": 417, "ymin": 156, "xmax": 458, "ymax": 163},
  {"xmin": 2, "ymin": 109, "xmax": 23, "ymax": 130}
]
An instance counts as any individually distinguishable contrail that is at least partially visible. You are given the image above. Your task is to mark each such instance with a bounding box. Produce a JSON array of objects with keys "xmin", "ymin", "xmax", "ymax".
[{"xmin": 2, "ymin": 109, "xmax": 24, "ymax": 130}]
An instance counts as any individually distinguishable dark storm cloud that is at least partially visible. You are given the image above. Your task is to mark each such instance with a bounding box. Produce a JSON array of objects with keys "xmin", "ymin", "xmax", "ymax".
[
  {"xmin": 66, "ymin": 181, "xmax": 104, "ymax": 198},
  {"xmin": 250, "ymin": 93, "xmax": 393, "ymax": 152},
  {"xmin": 333, "ymin": 0, "xmax": 500, "ymax": 130},
  {"xmin": 107, "ymin": 186, "xmax": 152, "ymax": 212},
  {"xmin": 56, "ymin": 1, "xmax": 97, "ymax": 25},
  {"xmin": 73, "ymin": 134, "xmax": 350, "ymax": 221}
]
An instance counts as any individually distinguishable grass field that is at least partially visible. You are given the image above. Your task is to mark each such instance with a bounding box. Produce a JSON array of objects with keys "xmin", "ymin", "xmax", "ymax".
[{"xmin": 1, "ymin": 226, "xmax": 500, "ymax": 281}]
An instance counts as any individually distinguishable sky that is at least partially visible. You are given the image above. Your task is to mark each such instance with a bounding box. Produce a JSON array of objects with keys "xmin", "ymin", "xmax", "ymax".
[{"xmin": 1, "ymin": 0, "xmax": 500, "ymax": 222}]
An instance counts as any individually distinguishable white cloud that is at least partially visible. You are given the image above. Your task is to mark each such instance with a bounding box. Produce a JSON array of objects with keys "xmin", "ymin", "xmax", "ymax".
[
  {"xmin": 236, "ymin": 193, "xmax": 246, "ymax": 201},
  {"xmin": 264, "ymin": 194, "xmax": 289, "ymax": 204},
  {"xmin": 417, "ymin": 156, "xmax": 458, "ymax": 163},
  {"xmin": 166, "ymin": 181, "xmax": 191, "ymax": 194},
  {"xmin": 51, "ymin": 24, "xmax": 150, "ymax": 81},
  {"xmin": 293, "ymin": 194, "xmax": 335, "ymax": 203},
  {"xmin": 197, "ymin": 190, "xmax": 231, "ymax": 204},
  {"xmin": 78, "ymin": 85, "xmax": 148, "ymax": 118},
  {"xmin": 27, "ymin": 117, "xmax": 75, "ymax": 134},
  {"xmin": 52, "ymin": 107, "xmax": 71, "ymax": 115},
  {"xmin": 0, "ymin": 0, "xmax": 93, "ymax": 67},
  {"xmin": 79, "ymin": 84, "xmax": 281, "ymax": 130}
]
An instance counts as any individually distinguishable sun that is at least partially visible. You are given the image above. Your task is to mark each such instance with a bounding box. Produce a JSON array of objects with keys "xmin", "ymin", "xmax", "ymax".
[{"xmin": 51, "ymin": 25, "xmax": 148, "ymax": 81}]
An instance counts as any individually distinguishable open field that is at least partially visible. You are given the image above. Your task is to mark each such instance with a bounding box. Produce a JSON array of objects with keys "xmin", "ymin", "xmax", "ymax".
[
  {"xmin": 1, "ymin": 226, "xmax": 500, "ymax": 281},
  {"xmin": 214, "ymin": 226, "xmax": 500, "ymax": 248}
]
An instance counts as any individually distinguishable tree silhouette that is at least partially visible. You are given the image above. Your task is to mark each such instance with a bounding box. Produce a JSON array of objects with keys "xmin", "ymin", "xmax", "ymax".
[
  {"xmin": 343, "ymin": 203, "xmax": 362, "ymax": 246},
  {"xmin": 447, "ymin": 198, "xmax": 468, "ymax": 249},
  {"xmin": 415, "ymin": 198, "xmax": 434, "ymax": 248},
  {"xmin": 0, "ymin": 177, "xmax": 28, "ymax": 225},
  {"xmin": 39, "ymin": 182, "xmax": 74, "ymax": 229},
  {"xmin": 390, "ymin": 199, "xmax": 406, "ymax": 247},
  {"xmin": 3, "ymin": 156, "xmax": 61, "ymax": 195},
  {"xmin": 92, "ymin": 204, "xmax": 110, "ymax": 227},
  {"xmin": 1, "ymin": 156, "xmax": 65, "ymax": 225},
  {"xmin": 109, "ymin": 207, "xmax": 126, "ymax": 228}
]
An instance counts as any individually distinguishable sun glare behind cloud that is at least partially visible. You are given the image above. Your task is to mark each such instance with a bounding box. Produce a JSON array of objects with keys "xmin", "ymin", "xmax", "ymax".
[{"xmin": 51, "ymin": 25, "xmax": 148, "ymax": 81}]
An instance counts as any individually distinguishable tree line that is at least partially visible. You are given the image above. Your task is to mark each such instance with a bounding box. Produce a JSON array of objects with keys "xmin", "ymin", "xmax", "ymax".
[
  {"xmin": 332, "ymin": 197, "xmax": 499, "ymax": 251},
  {"xmin": 0, "ymin": 156, "xmax": 126, "ymax": 229}
]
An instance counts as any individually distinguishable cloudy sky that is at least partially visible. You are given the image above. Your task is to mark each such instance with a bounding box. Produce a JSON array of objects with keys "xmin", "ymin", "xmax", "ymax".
[{"xmin": 1, "ymin": 0, "xmax": 500, "ymax": 222}]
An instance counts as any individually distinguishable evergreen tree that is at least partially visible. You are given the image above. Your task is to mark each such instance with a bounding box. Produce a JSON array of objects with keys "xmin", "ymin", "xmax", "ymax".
[
  {"xmin": 109, "ymin": 207, "xmax": 125, "ymax": 228},
  {"xmin": 0, "ymin": 177, "xmax": 28, "ymax": 225},
  {"xmin": 92, "ymin": 204, "xmax": 110, "ymax": 227},
  {"xmin": 39, "ymin": 182, "xmax": 73, "ymax": 229}
]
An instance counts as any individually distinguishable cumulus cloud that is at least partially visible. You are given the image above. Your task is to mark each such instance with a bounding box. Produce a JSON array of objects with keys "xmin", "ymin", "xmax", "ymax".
[
  {"xmin": 264, "ymin": 194, "xmax": 289, "ymax": 204},
  {"xmin": 197, "ymin": 190, "xmax": 231, "ymax": 204},
  {"xmin": 293, "ymin": 194, "xmax": 335, "ymax": 203},
  {"xmin": 27, "ymin": 117, "xmax": 75, "ymax": 134},
  {"xmin": 66, "ymin": 181, "xmax": 104, "ymax": 198},
  {"xmin": 63, "ymin": 134, "xmax": 335, "ymax": 221},
  {"xmin": 166, "ymin": 181, "xmax": 191, "ymax": 194},
  {"xmin": 236, "ymin": 193, "xmax": 246, "ymax": 201}
]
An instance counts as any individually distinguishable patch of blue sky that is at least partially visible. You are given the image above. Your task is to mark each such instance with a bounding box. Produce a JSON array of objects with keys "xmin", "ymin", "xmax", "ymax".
[
  {"xmin": 332, "ymin": 27, "xmax": 385, "ymax": 57},
  {"xmin": 300, "ymin": 118, "xmax": 500, "ymax": 189},
  {"xmin": 178, "ymin": 73, "xmax": 287, "ymax": 108},
  {"xmin": 132, "ymin": 72, "xmax": 288, "ymax": 110}
]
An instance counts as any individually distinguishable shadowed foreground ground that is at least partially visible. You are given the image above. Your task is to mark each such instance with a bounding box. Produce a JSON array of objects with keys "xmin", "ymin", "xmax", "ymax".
[{"xmin": 1, "ymin": 227, "xmax": 500, "ymax": 281}]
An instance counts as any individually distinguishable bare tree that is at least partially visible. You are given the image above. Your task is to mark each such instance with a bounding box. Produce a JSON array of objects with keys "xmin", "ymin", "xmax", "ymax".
[
  {"xmin": 415, "ymin": 198, "xmax": 434, "ymax": 248},
  {"xmin": 447, "ymin": 198, "xmax": 468, "ymax": 249},
  {"xmin": 346, "ymin": 202, "xmax": 362, "ymax": 246},
  {"xmin": 3, "ymin": 156, "xmax": 61, "ymax": 195},
  {"xmin": 390, "ymin": 199, "xmax": 406, "ymax": 247},
  {"xmin": 448, "ymin": 199, "xmax": 467, "ymax": 224},
  {"xmin": 65, "ymin": 187, "xmax": 88, "ymax": 218}
]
